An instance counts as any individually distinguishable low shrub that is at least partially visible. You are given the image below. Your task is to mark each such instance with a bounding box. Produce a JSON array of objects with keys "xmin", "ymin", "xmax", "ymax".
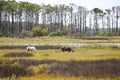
[
  {"xmin": 49, "ymin": 30, "xmax": 68, "ymax": 36},
  {"xmin": 21, "ymin": 30, "xmax": 34, "ymax": 37}
]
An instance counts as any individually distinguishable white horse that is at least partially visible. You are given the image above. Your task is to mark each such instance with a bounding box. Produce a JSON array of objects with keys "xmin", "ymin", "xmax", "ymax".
[{"xmin": 26, "ymin": 46, "xmax": 36, "ymax": 52}]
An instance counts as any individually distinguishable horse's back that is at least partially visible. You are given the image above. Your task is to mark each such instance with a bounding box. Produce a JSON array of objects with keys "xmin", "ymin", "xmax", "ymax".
[
  {"xmin": 26, "ymin": 46, "xmax": 36, "ymax": 51},
  {"xmin": 61, "ymin": 46, "xmax": 74, "ymax": 52}
]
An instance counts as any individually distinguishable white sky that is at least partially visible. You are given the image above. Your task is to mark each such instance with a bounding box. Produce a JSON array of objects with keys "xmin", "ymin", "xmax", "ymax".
[{"xmin": 16, "ymin": 0, "xmax": 120, "ymax": 10}]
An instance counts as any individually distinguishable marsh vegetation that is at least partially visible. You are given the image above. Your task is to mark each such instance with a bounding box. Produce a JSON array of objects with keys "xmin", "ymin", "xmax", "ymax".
[{"xmin": 0, "ymin": 37, "xmax": 120, "ymax": 80}]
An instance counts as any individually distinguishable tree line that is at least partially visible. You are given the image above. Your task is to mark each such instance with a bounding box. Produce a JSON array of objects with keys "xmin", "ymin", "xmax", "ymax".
[{"xmin": 0, "ymin": 0, "xmax": 120, "ymax": 37}]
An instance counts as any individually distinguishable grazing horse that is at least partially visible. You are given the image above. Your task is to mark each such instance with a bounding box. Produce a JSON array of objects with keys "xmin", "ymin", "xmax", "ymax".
[
  {"xmin": 26, "ymin": 46, "xmax": 36, "ymax": 52},
  {"xmin": 61, "ymin": 46, "xmax": 74, "ymax": 52}
]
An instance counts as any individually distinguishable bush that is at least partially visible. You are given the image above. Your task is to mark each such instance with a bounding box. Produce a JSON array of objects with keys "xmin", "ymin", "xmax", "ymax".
[
  {"xmin": 99, "ymin": 30, "xmax": 113, "ymax": 36},
  {"xmin": 49, "ymin": 30, "xmax": 68, "ymax": 36},
  {"xmin": 32, "ymin": 26, "xmax": 42, "ymax": 36},
  {"xmin": 41, "ymin": 28, "xmax": 48, "ymax": 36},
  {"xmin": 32, "ymin": 26, "xmax": 48, "ymax": 36},
  {"xmin": 21, "ymin": 30, "xmax": 34, "ymax": 37}
]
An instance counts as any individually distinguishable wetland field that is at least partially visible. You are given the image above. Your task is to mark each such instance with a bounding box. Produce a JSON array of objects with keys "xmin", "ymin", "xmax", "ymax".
[{"xmin": 0, "ymin": 37, "xmax": 120, "ymax": 80}]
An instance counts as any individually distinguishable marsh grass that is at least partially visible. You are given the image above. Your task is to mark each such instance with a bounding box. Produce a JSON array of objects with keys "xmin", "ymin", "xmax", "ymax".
[
  {"xmin": 0, "ymin": 45, "xmax": 120, "ymax": 79},
  {"xmin": 0, "ymin": 59, "xmax": 120, "ymax": 78},
  {"xmin": 80, "ymin": 43, "xmax": 120, "ymax": 49},
  {"xmin": 3, "ymin": 52, "xmax": 33, "ymax": 57},
  {"xmin": 0, "ymin": 62, "xmax": 33, "ymax": 78},
  {"xmin": 11, "ymin": 75, "xmax": 120, "ymax": 80},
  {"xmin": 45, "ymin": 59, "xmax": 120, "ymax": 77}
]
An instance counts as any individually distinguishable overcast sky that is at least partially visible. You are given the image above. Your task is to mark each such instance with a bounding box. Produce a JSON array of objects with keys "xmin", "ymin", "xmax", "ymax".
[{"xmin": 16, "ymin": 0, "xmax": 120, "ymax": 10}]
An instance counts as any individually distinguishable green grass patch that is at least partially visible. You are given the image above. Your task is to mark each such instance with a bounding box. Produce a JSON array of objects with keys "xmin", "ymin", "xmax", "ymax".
[{"xmin": 0, "ymin": 48, "xmax": 120, "ymax": 61}]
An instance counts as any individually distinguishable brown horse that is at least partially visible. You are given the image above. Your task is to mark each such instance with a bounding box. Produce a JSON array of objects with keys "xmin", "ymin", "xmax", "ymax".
[{"xmin": 61, "ymin": 46, "xmax": 74, "ymax": 52}]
